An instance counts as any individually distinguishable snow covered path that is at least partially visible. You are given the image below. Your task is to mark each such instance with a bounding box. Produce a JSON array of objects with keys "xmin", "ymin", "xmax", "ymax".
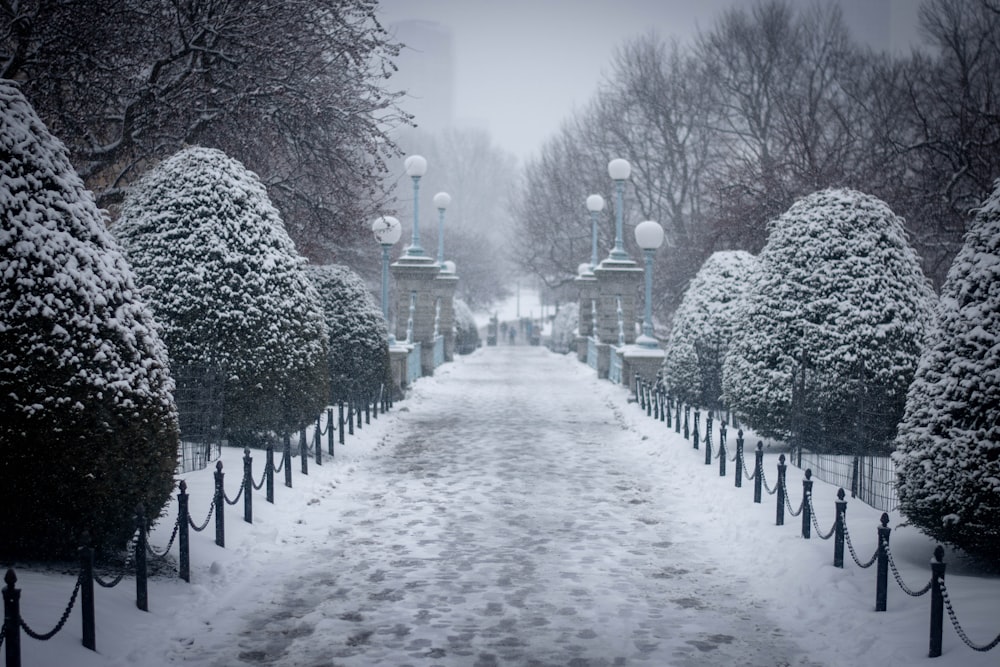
[{"xmin": 201, "ymin": 346, "xmax": 815, "ymax": 667}]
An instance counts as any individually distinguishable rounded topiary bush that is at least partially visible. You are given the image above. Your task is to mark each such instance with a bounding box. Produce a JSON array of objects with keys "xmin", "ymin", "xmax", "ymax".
[
  {"xmin": 454, "ymin": 298, "xmax": 481, "ymax": 354},
  {"xmin": 661, "ymin": 250, "xmax": 757, "ymax": 410},
  {"xmin": 305, "ymin": 264, "xmax": 389, "ymax": 403},
  {"xmin": 722, "ymin": 189, "xmax": 935, "ymax": 454},
  {"xmin": 0, "ymin": 84, "xmax": 178, "ymax": 560},
  {"xmin": 894, "ymin": 181, "xmax": 1000, "ymax": 563},
  {"xmin": 114, "ymin": 147, "xmax": 328, "ymax": 442}
]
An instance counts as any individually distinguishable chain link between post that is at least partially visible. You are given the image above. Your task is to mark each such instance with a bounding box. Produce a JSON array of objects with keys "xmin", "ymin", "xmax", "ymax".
[
  {"xmin": 842, "ymin": 519, "xmax": 878, "ymax": 568},
  {"xmin": 884, "ymin": 538, "xmax": 933, "ymax": 596},
  {"xmin": 940, "ymin": 579, "xmax": 1000, "ymax": 651},
  {"xmin": 19, "ymin": 574, "xmax": 81, "ymax": 640},
  {"xmin": 189, "ymin": 498, "xmax": 216, "ymax": 532},
  {"xmin": 807, "ymin": 494, "xmax": 837, "ymax": 540}
]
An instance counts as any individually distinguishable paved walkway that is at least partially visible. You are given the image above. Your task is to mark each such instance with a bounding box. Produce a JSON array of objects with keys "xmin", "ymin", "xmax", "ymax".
[{"xmin": 225, "ymin": 347, "xmax": 817, "ymax": 666}]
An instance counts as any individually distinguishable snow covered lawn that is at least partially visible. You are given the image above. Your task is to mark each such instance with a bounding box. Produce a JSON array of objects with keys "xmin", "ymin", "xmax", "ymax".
[{"xmin": 7, "ymin": 347, "xmax": 998, "ymax": 666}]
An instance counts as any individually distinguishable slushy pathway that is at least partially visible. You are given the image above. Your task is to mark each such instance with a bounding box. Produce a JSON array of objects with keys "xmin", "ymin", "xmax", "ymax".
[{"xmin": 222, "ymin": 347, "xmax": 817, "ymax": 666}]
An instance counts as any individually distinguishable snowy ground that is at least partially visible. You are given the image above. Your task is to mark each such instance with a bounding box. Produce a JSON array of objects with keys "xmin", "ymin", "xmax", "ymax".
[{"xmin": 8, "ymin": 346, "xmax": 999, "ymax": 667}]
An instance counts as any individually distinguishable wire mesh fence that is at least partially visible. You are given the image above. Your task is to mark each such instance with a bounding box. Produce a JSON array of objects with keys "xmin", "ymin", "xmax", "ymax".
[
  {"xmin": 173, "ymin": 365, "xmax": 225, "ymax": 473},
  {"xmin": 797, "ymin": 449, "xmax": 899, "ymax": 512}
]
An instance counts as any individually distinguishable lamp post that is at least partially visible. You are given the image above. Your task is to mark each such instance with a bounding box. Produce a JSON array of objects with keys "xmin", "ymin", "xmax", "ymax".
[
  {"xmin": 586, "ymin": 194, "xmax": 605, "ymax": 271},
  {"xmin": 403, "ymin": 155, "xmax": 427, "ymax": 256},
  {"xmin": 371, "ymin": 215, "xmax": 402, "ymax": 329},
  {"xmin": 607, "ymin": 158, "xmax": 631, "ymax": 261},
  {"xmin": 634, "ymin": 220, "xmax": 664, "ymax": 348},
  {"xmin": 433, "ymin": 191, "xmax": 451, "ymax": 267}
]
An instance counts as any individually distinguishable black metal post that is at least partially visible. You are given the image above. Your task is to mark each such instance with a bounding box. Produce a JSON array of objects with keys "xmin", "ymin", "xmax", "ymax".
[
  {"xmin": 348, "ymin": 401, "xmax": 355, "ymax": 436},
  {"xmin": 365, "ymin": 398, "xmax": 371, "ymax": 425},
  {"xmin": 338, "ymin": 402, "xmax": 345, "ymax": 445},
  {"xmin": 283, "ymin": 432, "xmax": 292, "ymax": 488},
  {"xmin": 214, "ymin": 461, "xmax": 225, "ymax": 548},
  {"xmin": 851, "ymin": 456, "xmax": 859, "ymax": 498},
  {"xmin": 719, "ymin": 424, "xmax": 727, "ymax": 477},
  {"xmin": 79, "ymin": 535, "xmax": 95, "ymax": 650},
  {"xmin": 735, "ymin": 430, "xmax": 744, "ymax": 488},
  {"xmin": 265, "ymin": 443, "xmax": 275, "ymax": 504},
  {"xmin": 692, "ymin": 410, "xmax": 700, "ymax": 450},
  {"xmin": 299, "ymin": 428, "xmax": 308, "ymax": 476},
  {"xmin": 753, "ymin": 442, "xmax": 764, "ymax": 503},
  {"xmin": 704, "ymin": 414, "xmax": 713, "ymax": 464},
  {"xmin": 357, "ymin": 397, "xmax": 363, "ymax": 429},
  {"xmin": 315, "ymin": 416, "xmax": 322, "ymax": 465},
  {"xmin": 243, "ymin": 448, "xmax": 253, "ymax": 524},
  {"xmin": 178, "ymin": 481, "xmax": 190, "ymax": 582},
  {"xmin": 135, "ymin": 505, "xmax": 148, "ymax": 611},
  {"xmin": 776, "ymin": 454, "xmax": 787, "ymax": 525},
  {"xmin": 674, "ymin": 400, "xmax": 680, "ymax": 433},
  {"xmin": 929, "ymin": 545, "xmax": 946, "ymax": 658},
  {"xmin": 327, "ymin": 408, "xmax": 335, "ymax": 456},
  {"xmin": 3, "ymin": 568, "xmax": 23, "ymax": 664},
  {"xmin": 834, "ymin": 488, "xmax": 847, "ymax": 568},
  {"xmin": 683, "ymin": 405, "xmax": 689, "ymax": 439},
  {"xmin": 876, "ymin": 513, "xmax": 891, "ymax": 611},
  {"xmin": 802, "ymin": 470, "xmax": 814, "ymax": 539}
]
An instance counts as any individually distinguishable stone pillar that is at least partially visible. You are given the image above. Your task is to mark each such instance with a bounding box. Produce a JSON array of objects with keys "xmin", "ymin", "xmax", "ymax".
[
  {"xmin": 623, "ymin": 348, "xmax": 666, "ymax": 391},
  {"xmin": 390, "ymin": 255, "xmax": 440, "ymax": 377},
  {"xmin": 593, "ymin": 257, "xmax": 643, "ymax": 374},
  {"xmin": 574, "ymin": 272, "xmax": 598, "ymax": 363},
  {"xmin": 434, "ymin": 270, "xmax": 459, "ymax": 362}
]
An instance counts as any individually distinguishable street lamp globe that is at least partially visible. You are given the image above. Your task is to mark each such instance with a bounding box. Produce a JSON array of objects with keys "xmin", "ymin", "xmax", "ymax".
[
  {"xmin": 433, "ymin": 191, "xmax": 451, "ymax": 210},
  {"xmin": 404, "ymin": 154, "xmax": 427, "ymax": 177},
  {"xmin": 442, "ymin": 260, "xmax": 456, "ymax": 274},
  {"xmin": 607, "ymin": 158, "xmax": 631, "ymax": 181},
  {"xmin": 371, "ymin": 215, "xmax": 402, "ymax": 246},
  {"xmin": 634, "ymin": 219, "xmax": 664, "ymax": 251},
  {"xmin": 586, "ymin": 194, "xmax": 605, "ymax": 212}
]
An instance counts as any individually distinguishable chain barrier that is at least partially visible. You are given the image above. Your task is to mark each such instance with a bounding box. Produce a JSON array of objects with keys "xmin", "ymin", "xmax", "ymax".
[
  {"xmin": 274, "ymin": 453, "xmax": 285, "ymax": 474},
  {"xmin": 19, "ymin": 573, "xmax": 82, "ymax": 641},
  {"xmin": 223, "ymin": 481, "xmax": 244, "ymax": 506},
  {"xmin": 146, "ymin": 520, "xmax": 180, "ymax": 560},
  {"xmin": 940, "ymin": 579, "xmax": 1000, "ymax": 652},
  {"xmin": 94, "ymin": 532, "xmax": 138, "ymax": 588},
  {"xmin": 842, "ymin": 518, "xmax": 879, "ymax": 568},
  {"xmin": 782, "ymin": 477, "xmax": 804, "ymax": 517},
  {"xmin": 189, "ymin": 498, "xmax": 216, "ymax": 532},
  {"xmin": 251, "ymin": 463, "xmax": 268, "ymax": 491},
  {"xmin": 884, "ymin": 538, "xmax": 933, "ymax": 597},
  {"xmin": 741, "ymin": 454, "xmax": 756, "ymax": 481},
  {"xmin": 759, "ymin": 465, "xmax": 778, "ymax": 495},
  {"xmin": 807, "ymin": 494, "xmax": 837, "ymax": 540}
]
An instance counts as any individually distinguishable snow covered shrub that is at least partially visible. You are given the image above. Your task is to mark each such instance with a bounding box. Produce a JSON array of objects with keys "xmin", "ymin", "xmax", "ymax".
[
  {"xmin": 305, "ymin": 264, "xmax": 389, "ymax": 402},
  {"xmin": 0, "ymin": 84, "xmax": 178, "ymax": 559},
  {"xmin": 722, "ymin": 189, "xmax": 935, "ymax": 455},
  {"xmin": 894, "ymin": 182, "xmax": 1000, "ymax": 562},
  {"xmin": 661, "ymin": 251, "xmax": 757, "ymax": 410},
  {"xmin": 454, "ymin": 298, "xmax": 480, "ymax": 354},
  {"xmin": 549, "ymin": 302, "xmax": 579, "ymax": 354},
  {"xmin": 114, "ymin": 147, "xmax": 328, "ymax": 442}
]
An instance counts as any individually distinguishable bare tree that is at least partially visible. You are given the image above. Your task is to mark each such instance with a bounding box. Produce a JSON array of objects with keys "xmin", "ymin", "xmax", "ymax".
[{"xmin": 1, "ymin": 0, "xmax": 409, "ymax": 262}]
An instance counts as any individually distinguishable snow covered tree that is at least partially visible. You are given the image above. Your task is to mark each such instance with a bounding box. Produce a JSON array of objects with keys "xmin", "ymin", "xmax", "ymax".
[
  {"xmin": 114, "ymin": 147, "xmax": 328, "ymax": 443},
  {"xmin": 662, "ymin": 340, "xmax": 701, "ymax": 407},
  {"xmin": 453, "ymin": 298, "xmax": 481, "ymax": 354},
  {"xmin": 894, "ymin": 181, "xmax": 1000, "ymax": 562},
  {"xmin": 722, "ymin": 189, "xmax": 935, "ymax": 455},
  {"xmin": 305, "ymin": 264, "xmax": 389, "ymax": 404},
  {"xmin": 549, "ymin": 302, "xmax": 579, "ymax": 354},
  {"xmin": 0, "ymin": 84, "xmax": 178, "ymax": 559},
  {"xmin": 661, "ymin": 251, "xmax": 757, "ymax": 410}
]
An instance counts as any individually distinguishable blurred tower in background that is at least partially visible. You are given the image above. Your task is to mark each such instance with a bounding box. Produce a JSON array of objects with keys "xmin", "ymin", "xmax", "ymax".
[{"xmin": 387, "ymin": 19, "xmax": 456, "ymax": 134}]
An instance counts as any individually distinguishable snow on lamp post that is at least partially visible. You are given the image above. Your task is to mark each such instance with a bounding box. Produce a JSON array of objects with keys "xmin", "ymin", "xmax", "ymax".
[
  {"xmin": 607, "ymin": 158, "xmax": 631, "ymax": 261},
  {"xmin": 433, "ymin": 191, "xmax": 451, "ymax": 268},
  {"xmin": 403, "ymin": 154, "xmax": 427, "ymax": 257},
  {"xmin": 372, "ymin": 215, "xmax": 402, "ymax": 331},
  {"xmin": 586, "ymin": 193, "xmax": 605, "ymax": 271},
  {"xmin": 634, "ymin": 219, "xmax": 664, "ymax": 348}
]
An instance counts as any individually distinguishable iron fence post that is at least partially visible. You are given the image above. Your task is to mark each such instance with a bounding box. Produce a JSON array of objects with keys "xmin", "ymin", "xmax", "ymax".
[
  {"xmin": 365, "ymin": 397, "xmax": 371, "ymax": 425},
  {"xmin": 876, "ymin": 513, "xmax": 890, "ymax": 611},
  {"xmin": 929, "ymin": 545, "xmax": 946, "ymax": 658},
  {"xmin": 315, "ymin": 416, "xmax": 322, "ymax": 465},
  {"xmin": 704, "ymin": 414, "xmax": 713, "ymax": 464},
  {"xmin": 735, "ymin": 430, "xmax": 744, "ymax": 488},
  {"xmin": 299, "ymin": 428, "xmax": 308, "ymax": 475},
  {"xmin": 338, "ymin": 402, "xmax": 345, "ymax": 445},
  {"xmin": 674, "ymin": 399, "xmax": 680, "ymax": 432},
  {"xmin": 683, "ymin": 405, "xmax": 689, "ymax": 439},
  {"xmin": 851, "ymin": 455, "xmax": 859, "ymax": 498},
  {"xmin": 135, "ymin": 505, "xmax": 148, "ymax": 611},
  {"xmin": 3, "ymin": 568, "xmax": 22, "ymax": 666},
  {"xmin": 719, "ymin": 424, "xmax": 727, "ymax": 477},
  {"xmin": 178, "ymin": 481, "xmax": 190, "ymax": 582},
  {"xmin": 79, "ymin": 535, "xmax": 95, "ymax": 650},
  {"xmin": 243, "ymin": 448, "xmax": 253, "ymax": 524},
  {"xmin": 753, "ymin": 442, "xmax": 764, "ymax": 503},
  {"xmin": 283, "ymin": 432, "xmax": 292, "ymax": 488},
  {"xmin": 265, "ymin": 443, "xmax": 275, "ymax": 504},
  {"xmin": 834, "ymin": 489, "xmax": 847, "ymax": 568},
  {"xmin": 776, "ymin": 454, "xmax": 787, "ymax": 525},
  {"xmin": 801, "ymin": 470, "xmax": 814, "ymax": 539},
  {"xmin": 327, "ymin": 408, "xmax": 335, "ymax": 456},
  {"xmin": 348, "ymin": 401, "xmax": 355, "ymax": 436},
  {"xmin": 214, "ymin": 461, "xmax": 225, "ymax": 548},
  {"xmin": 693, "ymin": 410, "xmax": 700, "ymax": 450}
]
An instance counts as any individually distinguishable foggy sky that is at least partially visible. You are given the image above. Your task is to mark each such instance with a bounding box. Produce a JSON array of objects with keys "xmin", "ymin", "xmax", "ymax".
[{"xmin": 378, "ymin": 0, "xmax": 923, "ymax": 164}]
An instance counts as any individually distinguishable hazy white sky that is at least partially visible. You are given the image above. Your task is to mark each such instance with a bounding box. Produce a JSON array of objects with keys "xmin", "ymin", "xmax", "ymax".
[{"xmin": 378, "ymin": 0, "xmax": 923, "ymax": 163}]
